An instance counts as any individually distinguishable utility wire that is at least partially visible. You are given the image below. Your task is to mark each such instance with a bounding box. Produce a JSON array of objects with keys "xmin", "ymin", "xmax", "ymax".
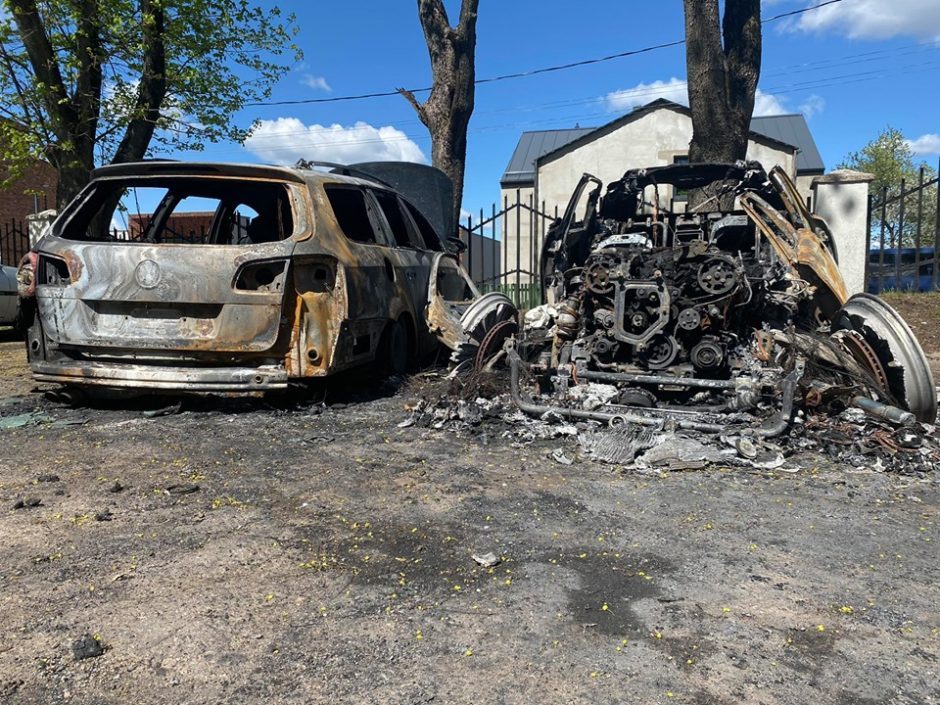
[
  {"xmin": 225, "ymin": 57, "xmax": 940, "ymax": 154},
  {"xmin": 244, "ymin": 0, "xmax": 848, "ymax": 107},
  {"xmin": 239, "ymin": 38, "xmax": 940, "ymax": 143},
  {"xmin": 213, "ymin": 61, "xmax": 940, "ymax": 158}
]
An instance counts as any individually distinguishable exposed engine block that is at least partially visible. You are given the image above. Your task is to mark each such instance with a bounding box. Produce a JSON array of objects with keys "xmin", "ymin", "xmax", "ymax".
[{"xmin": 552, "ymin": 214, "xmax": 797, "ymax": 384}]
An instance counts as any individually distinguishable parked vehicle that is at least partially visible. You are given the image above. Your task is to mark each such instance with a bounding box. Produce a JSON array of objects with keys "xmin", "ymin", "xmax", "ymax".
[
  {"xmin": 867, "ymin": 247, "xmax": 936, "ymax": 293},
  {"xmin": 19, "ymin": 161, "xmax": 513, "ymax": 395},
  {"xmin": 0, "ymin": 260, "xmax": 18, "ymax": 327}
]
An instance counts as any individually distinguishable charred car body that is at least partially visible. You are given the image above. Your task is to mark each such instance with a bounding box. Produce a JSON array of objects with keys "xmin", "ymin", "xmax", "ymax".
[
  {"xmin": 19, "ymin": 161, "xmax": 508, "ymax": 395},
  {"xmin": 507, "ymin": 162, "xmax": 937, "ymax": 432}
]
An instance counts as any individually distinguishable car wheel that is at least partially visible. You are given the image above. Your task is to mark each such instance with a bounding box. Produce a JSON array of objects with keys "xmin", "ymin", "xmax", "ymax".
[{"xmin": 380, "ymin": 319, "xmax": 410, "ymax": 377}]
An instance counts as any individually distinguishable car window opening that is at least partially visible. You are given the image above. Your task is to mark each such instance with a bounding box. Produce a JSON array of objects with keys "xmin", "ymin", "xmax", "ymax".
[
  {"xmin": 324, "ymin": 186, "xmax": 381, "ymax": 245},
  {"xmin": 62, "ymin": 178, "xmax": 294, "ymax": 245}
]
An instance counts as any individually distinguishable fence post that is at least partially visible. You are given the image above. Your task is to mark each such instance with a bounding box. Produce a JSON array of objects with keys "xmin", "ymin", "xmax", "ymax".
[
  {"xmin": 864, "ymin": 192, "xmax": 872, "ymax": 292},
  {"xmin": 915, "ymin": 167, "xmax": 924, "ymax": 290},
  {"xmin": 467, "ymin": 212, "xmax": 473, "ymax": 283},
  {"xmin": 935, "ymin": 157, "xmax": 940, "ymax": 291},
  {"xmin": 896, "ymin": 178, "xmax": 905, "ymax": 289},
  {"xmin": 515, "ymin": 188, "xmax": 521, "ymax": 306},
  {"xmin": 502, "ymin": 195, "xmax": 508, "ymax": 295},
  {"xmin": 528, "ymin": 192, "xmax": 534, "ymax": 292},
  {"xmin": 491, "ymin": 203, "xmax": 497, "ymax": 290},
  {"xmin": 878, "ymin": 186, "xmax": 887, "ymax": 293}
]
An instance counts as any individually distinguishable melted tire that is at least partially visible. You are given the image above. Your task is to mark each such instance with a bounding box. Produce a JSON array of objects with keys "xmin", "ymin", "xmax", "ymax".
[{"xmin": 836, "ymin": 293, "xmax": 937, "ymax": 423}]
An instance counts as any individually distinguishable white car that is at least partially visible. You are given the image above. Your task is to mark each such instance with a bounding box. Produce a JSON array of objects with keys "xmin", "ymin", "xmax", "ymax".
[{"xmin": 1, "ymin": 261, "xmax": 19, "ymax": 327}]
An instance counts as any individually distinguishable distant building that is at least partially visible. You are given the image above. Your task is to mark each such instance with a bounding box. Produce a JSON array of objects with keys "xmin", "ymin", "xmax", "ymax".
[
  {"xmin": 499, "ymin": 98, "xmax": 825, "ymax": 280},
  {"xmin": 126, "ymin": 212, "xmax": 250, "ymax": 243},
  {"xmin": 0, "ymin": 123, "xmax": 57, "ymax": 265}
]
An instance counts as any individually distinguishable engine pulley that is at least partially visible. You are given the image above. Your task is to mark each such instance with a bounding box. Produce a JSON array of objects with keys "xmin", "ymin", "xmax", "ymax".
[{"xmin": 697, "ymin": 257, "xmax": 738, "ymax": 295}]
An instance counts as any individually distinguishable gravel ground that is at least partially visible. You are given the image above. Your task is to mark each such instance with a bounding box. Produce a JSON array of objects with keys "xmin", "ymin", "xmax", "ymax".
[{"xmin": 0, "ymin": 331, "xmax": 938, "ymax": 705}]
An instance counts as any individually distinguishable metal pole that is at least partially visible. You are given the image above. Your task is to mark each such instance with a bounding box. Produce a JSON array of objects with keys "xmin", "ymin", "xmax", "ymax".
[
  {"xmin": 491, "ymin": 203, "xmax": 497, "ymax": 289},
  {"xmin": 503, "ymin": 194, "xmax": 508, "ymax": 294},
  {"xmin": 878, "ymin": 186, "xmax": 888, "ymax": 293},
  {"xmin": 864, "ymin": 192, "xmax": 872, "ymax": 293},
  {"xmin": 935, "ymin": 157, "xmax": 940, "ymax": 290},
  {"xmin": 528, "ymin": 192, "xmax": 534, "ymax": 306},
  {"xmin": 915, "ymin": 167, "xmax": 924, "ymax": 290},
  {"xmin": 896, "ymin": 178, "xmax": 905, "ymax": 290},
  {"xmin": 467, "ymin": 213, "xmax": 473, "ymax": 283},
  {"xmin": 515, "ymin": 188, "xmax": 521, "ymax": 305}
]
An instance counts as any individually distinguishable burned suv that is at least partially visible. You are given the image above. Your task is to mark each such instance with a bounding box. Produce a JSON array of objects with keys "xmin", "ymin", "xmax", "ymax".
[{"xmin": 19, "ymin": 161, "xmax": 497, "ymax": 395}]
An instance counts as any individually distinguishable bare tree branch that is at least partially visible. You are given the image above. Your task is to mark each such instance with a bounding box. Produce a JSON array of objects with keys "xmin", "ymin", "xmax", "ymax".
[{"xmin": 402, "ymin": 0, "xmax": 479, "ymax": 231}]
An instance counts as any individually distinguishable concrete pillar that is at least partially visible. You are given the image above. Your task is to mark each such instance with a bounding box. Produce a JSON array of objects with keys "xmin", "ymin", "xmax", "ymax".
[
  {"xmin": 26, "ymin": 209, "xmax": 57, "ymax": 248},
  {"xmin": 812, "ymin": 170, "xmax": 874, "ymax": 296}
]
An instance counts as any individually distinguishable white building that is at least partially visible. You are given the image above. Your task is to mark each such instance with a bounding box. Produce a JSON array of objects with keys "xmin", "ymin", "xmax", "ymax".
[{"xmin": 498, "ymin": 99, "xmax": 825, "ymax": 281}]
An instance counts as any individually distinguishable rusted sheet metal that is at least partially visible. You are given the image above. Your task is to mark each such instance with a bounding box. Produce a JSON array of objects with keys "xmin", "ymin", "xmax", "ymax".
[
  {"xmin": 738, "ymin": 191, "xmax": 848, "ymax": 311},
  {"xmin": 425, "ymin": 253, "xmax": 480, "ymax": 351}
]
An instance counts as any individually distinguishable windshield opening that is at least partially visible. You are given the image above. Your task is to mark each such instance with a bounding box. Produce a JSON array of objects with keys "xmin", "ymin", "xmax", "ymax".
[{"xmin": 61, "ymin": 177, "xmax": 295, "ymax": 245}]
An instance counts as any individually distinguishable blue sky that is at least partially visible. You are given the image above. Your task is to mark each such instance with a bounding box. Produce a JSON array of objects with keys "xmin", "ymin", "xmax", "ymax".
[{"xmin": 174, "ymin": 0, "xmax": 940, "ymax": 219}]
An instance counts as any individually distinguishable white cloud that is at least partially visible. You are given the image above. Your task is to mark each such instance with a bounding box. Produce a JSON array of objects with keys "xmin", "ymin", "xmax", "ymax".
[
  {"xmin": 906, "ymin": 133, "xmax": 940, "ymax": 155},
  {"xmin": 791, "ymin": 0, "xmax": 940, "ymax": 39},
  {"xmin": 604, "ymin": 79, "xmax": 820, "ymax": 119},
  {"xmin": 605, "ymin": 77, "xmax": 688, "ymax": 111},
  {"xmin": 243, "ymin": 118, "xmax": 427, "ymax": 165},
  {"xmin": 798, "ymin": 94, "xmax": 825, "ymax": 119},
  {"xmin": 753, "ymin": 89, "xmax": 788, "ymax": 116},
  {"xmin": 301, "ymin": 74, "xmax": 331, "ymax": 92}
]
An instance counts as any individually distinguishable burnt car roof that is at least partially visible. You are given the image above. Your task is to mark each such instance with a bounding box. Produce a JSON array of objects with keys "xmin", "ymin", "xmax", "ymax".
[
  {"xmin": 91, "ymin": 161, "xmax": 310, "ymax": 184},
  {"xmin": 609, "ymin": 161, "xmax": 763, "ymax": 190},
  {"xmin": 90, "ymin": 160, "xmax": 457, "ymax": 240}
]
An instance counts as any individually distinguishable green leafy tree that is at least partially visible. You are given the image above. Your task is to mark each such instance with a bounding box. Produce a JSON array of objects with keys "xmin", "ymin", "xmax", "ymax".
[
  {"xmin": 839, "ymin": 127, "xmax": 938, "ymax": 248},
  {"xmin": 0, "ymin": 0, "xmax": 301, "ymax": 206}
]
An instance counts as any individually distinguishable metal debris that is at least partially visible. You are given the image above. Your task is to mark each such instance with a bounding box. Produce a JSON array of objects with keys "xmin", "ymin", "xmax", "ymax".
[{"xmin": 471, "ymin": 552, "xmax": 501, "ymax": 568}]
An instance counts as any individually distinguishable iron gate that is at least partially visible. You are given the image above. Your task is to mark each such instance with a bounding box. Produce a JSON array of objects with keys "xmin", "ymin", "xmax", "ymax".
[{"xmin": 866, "ymin": 159, "xmax": 940, "ymax": 293}]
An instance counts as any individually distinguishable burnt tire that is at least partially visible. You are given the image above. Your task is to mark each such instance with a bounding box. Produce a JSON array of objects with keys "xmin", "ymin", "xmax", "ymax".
[
  {"xmin": 836, "ymin": 293, "xmax": 937, "ymax": 423},
  {"xmin": 380, "ymin": 319, "xmax": 410, "ymax": 377}
]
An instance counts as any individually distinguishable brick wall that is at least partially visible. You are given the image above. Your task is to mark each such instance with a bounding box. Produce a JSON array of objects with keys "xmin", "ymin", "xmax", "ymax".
[{"xmin": 0, "ymin": 160, "xmax": 58, "ymax": 224}]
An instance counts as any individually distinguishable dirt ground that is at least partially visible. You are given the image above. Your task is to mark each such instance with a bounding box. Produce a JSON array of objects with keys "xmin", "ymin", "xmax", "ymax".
[
  {"xmin": 1, "ymin": 324, "xmax": 939, "ymax": 705},
  {"xmin": 882, "ymin": 293, "xmax": 940, "ymax": 381}
]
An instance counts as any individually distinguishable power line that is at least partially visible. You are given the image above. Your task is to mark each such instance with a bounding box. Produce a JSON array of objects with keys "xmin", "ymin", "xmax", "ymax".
[
  {"xmin": 229, "ymin": 52, "xmax": 940, "ymax": 153},
  {"xmin": 244, "ymin": 0, "xmax": 849, "ymax": 108},
  {"xmin": 239, "ymin": 38, "xmax": 940, "ymax": 143},
  {"xmin": 213, "ymin": 59, "xmax": 940, "ymax": 158}
]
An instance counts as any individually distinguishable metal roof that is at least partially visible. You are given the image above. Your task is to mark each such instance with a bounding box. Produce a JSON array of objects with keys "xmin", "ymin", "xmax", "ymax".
[
  {"xmin": 499, "ymin": 127, "xmax": 595, "ymax": 187},
  {"xmin": 749, "ymin": 114, "xmax": 825, "ymax": 175},
  {"xmin": 500, "ymin": 101, "xmax": 825, "ymax": 186}
]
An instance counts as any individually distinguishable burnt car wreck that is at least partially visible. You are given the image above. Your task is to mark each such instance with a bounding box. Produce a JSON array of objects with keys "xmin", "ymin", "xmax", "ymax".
[
  {"xmin": 18, "ymin": 161, "xmax": 513, "ymax": 396},
  {"xmin": 496, "ymin": 162, "xmax": 937, "ymax": 437}
]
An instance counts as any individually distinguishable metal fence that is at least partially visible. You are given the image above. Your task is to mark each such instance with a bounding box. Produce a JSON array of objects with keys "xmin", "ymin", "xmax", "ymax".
[
  {"xmin": 0, "ymin": 218, "xmax": 29, "ymax": 269},
  {"xmin": 458, "ymin": 190, "xmax": 556, "ymax": 309},
  {"xmin": 866, "ymin": 159, "xmax": 940, "ymax": 293}
]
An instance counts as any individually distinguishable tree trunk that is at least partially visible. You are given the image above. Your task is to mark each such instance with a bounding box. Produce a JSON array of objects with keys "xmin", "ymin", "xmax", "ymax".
[
  {"xmin": 399, "ymin": 0, "xmax": 478, "ymax": 236},
  {"xmin": 684, "ymin": 0, "xmax": 761, "ymax": 207},
  {"xmin": 9, "ymin": 0, "xmax": 165, "ymax": 207}
]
